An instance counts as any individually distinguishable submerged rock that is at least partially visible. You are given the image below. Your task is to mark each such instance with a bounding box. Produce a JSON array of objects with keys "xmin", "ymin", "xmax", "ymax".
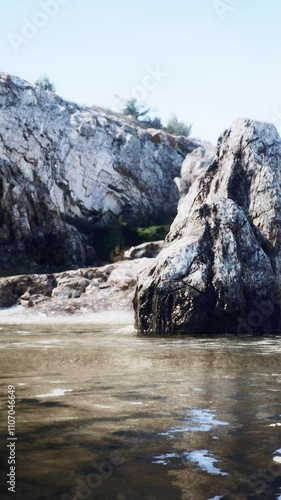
[{"xmin": 134, "ymin": 119, "xmax": 281, "ymax": 335}]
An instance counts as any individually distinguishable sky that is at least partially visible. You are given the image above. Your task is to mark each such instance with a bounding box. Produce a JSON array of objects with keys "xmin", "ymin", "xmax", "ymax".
[{"xmin": 1, "ymin": 0, "xmax": 281, "ymax": 144}]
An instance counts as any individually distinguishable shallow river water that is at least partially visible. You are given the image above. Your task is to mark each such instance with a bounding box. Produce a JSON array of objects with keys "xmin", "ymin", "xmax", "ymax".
[{"xmin": 1, "ymin": 324, "xmax": 281, "ymax": 499}]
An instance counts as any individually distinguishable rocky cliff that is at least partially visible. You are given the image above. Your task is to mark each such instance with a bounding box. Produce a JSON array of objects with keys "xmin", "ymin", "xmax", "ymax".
[
  {"xmin": 0, "ymin": 72, "xmax": 198, "ymax": 272},
  {"xmin": 134, "ymin": 119, "xmax": 281, "ymax": 335}
]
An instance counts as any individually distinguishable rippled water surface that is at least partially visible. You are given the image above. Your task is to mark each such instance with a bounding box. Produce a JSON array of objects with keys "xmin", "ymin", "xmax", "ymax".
[{"xmin": 1, "ymin": 324, "xmax": 281, "ymax": 499}]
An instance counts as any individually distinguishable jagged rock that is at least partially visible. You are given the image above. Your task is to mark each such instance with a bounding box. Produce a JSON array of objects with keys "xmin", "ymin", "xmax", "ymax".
[
  {"xmin": 177, "ymin": 142, "xmax": 215, "ymax": 198},
  {"xmin": 0, "ymin": 73, "xmax": 199, "ymax": 271},
  {"xmin": 124, "ymin": 241, "xmax": 164, "ymax": 260},
  {"xmin": 4, "ymin": 274, "xmax": 57, "ymax": 299},
  {"xmin": 134, "ymin": 118, "xmax": 281, "ymax": 335},
  {"xmin": 52, "ymin": 277, "xmax": 91, "ymax": 299},
  {"xmin": 0, "ymin": 286, "xmax": 18, "ymax": 308}
]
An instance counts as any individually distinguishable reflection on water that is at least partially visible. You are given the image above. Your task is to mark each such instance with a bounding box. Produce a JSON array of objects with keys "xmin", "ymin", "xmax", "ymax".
[
  {"xmin": 184, "ymin": 450, "xmax": 228, "ymax": 476},
  {"xmin": 153, "ymin": 449, "xmax": 228, "ymax": 476},
  {"xmin": 37, "ymin": 389, "xmax": 73, "ymax": 398},
  {"xmin": 0, "ymin": 325, "xmax": 281, "ymax": 499},
  {"xmin": 160, "ymin": 408, "xmax": 229, "ymax": 435}
]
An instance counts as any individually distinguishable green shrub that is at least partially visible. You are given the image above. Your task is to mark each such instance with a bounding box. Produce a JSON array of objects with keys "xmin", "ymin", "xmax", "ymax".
[
  {"xmin": 136, "ymin": 225, "xmax": 170, "ymax": 243},
  {"xmin": 119, "ymin": 98, "xmax": 150, "ymax": 121},
  {"xmin": 35, "ymin": 75, "xmax": 56, "ymax": 92},
  {"xmin": 142, "ymin": 116, "xmax": 163, "ymax": 129},
  {"xmin": 166, "ymin": 114, "xmax": 192, "ymax": 137},
  {"xmin": 94, "ymin": 222, "xmax": 170, "ymax": 262},
  {"xmin": 104, "ymin": 215, "xmax": 128, "ymax": 262}
]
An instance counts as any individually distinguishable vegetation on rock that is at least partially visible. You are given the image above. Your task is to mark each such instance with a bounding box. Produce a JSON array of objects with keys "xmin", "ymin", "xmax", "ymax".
[
  {"xmin": 35, "ymin": 75, "xmax": 56, "ymax": 92},
  {"xmin": 166, "ymin": 114, "xmax": 192, "ymax": 137}
]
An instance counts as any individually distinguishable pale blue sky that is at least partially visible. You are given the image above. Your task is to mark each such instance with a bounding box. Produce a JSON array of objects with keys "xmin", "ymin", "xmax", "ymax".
[{"xmin": 1, "ymin": 0, "xmax": 280, "ymax": 143}]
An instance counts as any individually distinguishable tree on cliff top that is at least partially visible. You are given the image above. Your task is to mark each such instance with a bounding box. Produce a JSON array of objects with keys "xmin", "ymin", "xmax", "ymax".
[
  {"xmin": 35, "ymin": 75, "xmax": 56, "ymax": 93},
  {"xmin": 120, "ymin": 98, "xmax": 151, "ymax": 121}
]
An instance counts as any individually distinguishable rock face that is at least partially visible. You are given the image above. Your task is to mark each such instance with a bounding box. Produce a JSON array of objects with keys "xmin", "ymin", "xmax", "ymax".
[
  {"xmin": 0, "ymin": 73, "xmax": 198, "ymax": 271},
  {"xmin": 134, "ymin": 119, "xmax": 281, "ymax": 335},
  {"xmin": 178, "ymin": 142, "xmax": 215, "ymax": 198}
]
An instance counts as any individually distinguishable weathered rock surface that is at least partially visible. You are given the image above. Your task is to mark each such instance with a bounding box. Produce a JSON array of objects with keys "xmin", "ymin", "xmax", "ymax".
[
  {"xmin": 0, "ymin": 72, "xmax": 199, "ymax": 271},
  {"xmin": 178, "ymin": 142, "xmax": 215, "ymax": 198},
  {"xmin": 0, "ymin": 258, "xmax": 153, "ymax": 319},
  {"xmin": 124, "ymin": 241, "xmax": 164, "ymax": 260},
  {"xmin": 134, "ymin": 118, "xmax": 281, "ymax": 335}
]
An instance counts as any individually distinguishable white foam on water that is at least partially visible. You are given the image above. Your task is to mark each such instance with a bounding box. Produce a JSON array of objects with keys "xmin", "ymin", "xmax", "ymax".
[
  {"xmin": 0, "ymin": 305, "xmax": 133, "ymax": 326},
  {"xmin": 36, "ymin": 389, "xmax": 72, "ymax": 398},
  {"xmin": 115, "ymin": 325, "xmax": 135, "ymax": 335}
]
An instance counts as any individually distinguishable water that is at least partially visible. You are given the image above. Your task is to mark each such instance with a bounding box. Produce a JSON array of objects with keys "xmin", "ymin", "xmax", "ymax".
[{"xmin": 0, "ymin": 324, "xmax": 281, "ymax": 499}]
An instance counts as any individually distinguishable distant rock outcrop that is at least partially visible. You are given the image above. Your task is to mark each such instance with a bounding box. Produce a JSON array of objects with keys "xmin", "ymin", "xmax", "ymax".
[
  {"xmin": 124, "ymin": 241, "xmax": 164, "ymax": 260},
  {"xmin": 178, "ymin": 142, "xmax": 215, "ymax": 198},
  {"xmin": 0, "ymin": 74, "xmax": 199, "ymax": 271},
  {"xmin": 134, "ymin": 119, "xmax": 281, "ymax": 335}
]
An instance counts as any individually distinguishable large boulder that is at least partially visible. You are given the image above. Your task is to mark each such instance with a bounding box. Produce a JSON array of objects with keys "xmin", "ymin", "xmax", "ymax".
[
  {"xmin": 134, "ymin": 118, "xmax": 281, "ymax": 335},
  {"xmin": 0, "ymin": 73, "xmax": 199, "ymax": 271}
]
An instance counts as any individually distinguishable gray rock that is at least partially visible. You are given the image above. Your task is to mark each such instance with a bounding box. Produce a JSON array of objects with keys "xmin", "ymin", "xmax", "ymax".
[
  {"xmin": 0, "ymin": 286, "xmax": 18, "ymax": 308},
  {"xmin": 0, "ymin": 73, "xmax": 199, "ymax": 271},
  {"xmin": 178, "ymin": 143, "xmax": 215, "ymax": 198},
  {"xmin": 124, "ymin": 241, "xmax": 164, "ymax": 260},
  {"xmin": 0, "ymin": 258, "xmax": 154, "ymax": 316},
  {"xmin": 106, "ymin": 259, "xmax": 152, "ymax": 290},
  {"xmin": 52, "ymin": 277, "xmax": 91, "ymax": 299},
  {"xmin": 134, "ymin": 118, "xmax": 281, "ymax": 335},
  {"xmin": 3, "ymin": 274, "xmax": 57, "ymax": 299}
]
